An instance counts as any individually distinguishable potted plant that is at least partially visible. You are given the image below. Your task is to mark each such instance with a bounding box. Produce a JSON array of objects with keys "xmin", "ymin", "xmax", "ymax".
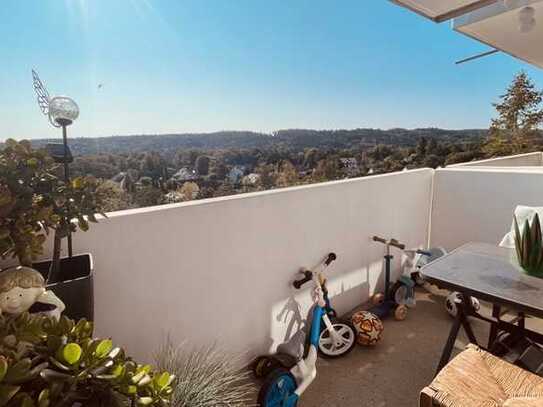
[
  {"xmin": 0, "ymin": 139, "xmax": 105, "ymax": 320},
  {"xmin": 0, "ymin": 312, "xmax": 173, "ymax": 406},
  {"xmin": 155, "ymin": 340, "xmax": 253, "ymax": 407},
  {"xmin": 514, "ymin": 213, "xmax": 543, "ymax": 277}
]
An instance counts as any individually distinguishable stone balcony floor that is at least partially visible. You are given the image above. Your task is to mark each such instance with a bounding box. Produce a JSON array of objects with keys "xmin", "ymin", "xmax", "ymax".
[{"xmin": 254, "ymin": 287, "xmax": 543, "ymax": 407}]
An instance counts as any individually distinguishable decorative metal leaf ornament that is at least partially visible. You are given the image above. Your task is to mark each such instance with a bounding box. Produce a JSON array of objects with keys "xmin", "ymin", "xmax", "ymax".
[
  {"xmin": 32, "ymin": 69, "xmax": 50, "ymax": 115},
  {"xmin": 32, "ymin": 69, "xmax": 62, "ymax": 127}
]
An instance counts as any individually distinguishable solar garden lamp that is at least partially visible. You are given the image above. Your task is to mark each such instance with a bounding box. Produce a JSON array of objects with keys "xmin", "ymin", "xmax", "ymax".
[{"xmin": 32, "ymin": 70, "xmax": 80, "ymax": 257}]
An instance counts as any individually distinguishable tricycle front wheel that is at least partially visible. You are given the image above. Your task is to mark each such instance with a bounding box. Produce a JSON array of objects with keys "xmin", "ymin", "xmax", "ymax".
[{"xmin": 258, "ymin": 368, "xmax": 298, "ymax": 407}]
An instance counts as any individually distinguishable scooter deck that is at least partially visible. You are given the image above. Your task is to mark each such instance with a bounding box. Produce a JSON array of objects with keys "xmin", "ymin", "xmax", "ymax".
[{"xmin": 369, "ymin": 300, "xmax": 396, "ymax": 319}]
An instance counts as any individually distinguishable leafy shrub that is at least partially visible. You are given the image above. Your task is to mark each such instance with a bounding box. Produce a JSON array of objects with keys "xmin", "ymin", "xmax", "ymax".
[
  {"xmin": 0, "ymin": 139, "xmax": 57, "ymax": 266},
  {"xmin": 0, "ymin": 312, "xmax": 173, "ymax": 406},
  {"xmin": 0, "ymin": 139, "xmax": 105, "ymax": 282}
]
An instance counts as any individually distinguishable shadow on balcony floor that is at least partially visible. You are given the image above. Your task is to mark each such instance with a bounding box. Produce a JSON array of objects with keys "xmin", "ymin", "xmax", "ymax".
[{"xmin": 253, "ymin": 288, "xmax": 543, "ymax": 407}]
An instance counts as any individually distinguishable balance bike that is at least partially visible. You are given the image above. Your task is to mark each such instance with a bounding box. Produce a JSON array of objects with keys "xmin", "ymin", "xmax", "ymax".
[
  {"xmin": 255, "ymin": 253, "xmax": 357, "ymax": 407},
  {"xmin": 369, "ymin": 236, "xmax": 412, "ymax": 321}
]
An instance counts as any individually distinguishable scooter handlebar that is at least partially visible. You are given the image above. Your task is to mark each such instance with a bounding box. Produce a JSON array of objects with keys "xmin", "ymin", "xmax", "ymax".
[
  {"xmin": 416, "ymin": 249, "xmax": 432, "ymax": 257},
  {"xmin": 372, "ymin": 235, "xmax": 387, "ymax": 244},
  {"xmin": 372, "ymin": 236, "xmax": 406, "ymax": 250},
  {"xmin": 293, "ymin": 270, "xmax": 312, "ymax": 289},
  {"xmin": 389, "ymin": 239, "xmax": 406, "ymax": 250}
]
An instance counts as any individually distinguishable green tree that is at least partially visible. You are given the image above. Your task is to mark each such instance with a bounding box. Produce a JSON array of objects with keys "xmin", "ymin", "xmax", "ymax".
[
  {"xmin": 276, "ymin": 160, "xmax": 298, "ymax": 187},
  {"xmin": 96, "ymin": 180, "xmax": 130, "ymax": 212},
  {"xmin": 255, "ymin": 164, "xmax": 277, "ymax": 189},
  {"xmin": 211, "ymin": 160, "xmax": 227, "ymax": 180},
  {"xmin": 484, "ymin": 72, "xmax": 543, "ymax": 156},
  {"xmin": 303, "ymin": 148, "xmax": 319, "ymax": 169},
  {"xmin": 416, "ymin": 137, "xmax": 428, "ymax": 157},
  {"xmin": 313, "ymin": 158, "xmax": 340, "ymax": 181},
  {"xmin": 195, "ymin": 155, "xmax": 210, "ymax": 176},
  {"xmin": 131, "ymin": 186, "xmax": 163, "ymax": 207}
]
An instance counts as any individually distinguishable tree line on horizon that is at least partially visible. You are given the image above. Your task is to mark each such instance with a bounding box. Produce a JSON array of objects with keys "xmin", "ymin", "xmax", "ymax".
[{"xmin": 6, "ymin": 72, "xmax": 543, "ymax": 212}]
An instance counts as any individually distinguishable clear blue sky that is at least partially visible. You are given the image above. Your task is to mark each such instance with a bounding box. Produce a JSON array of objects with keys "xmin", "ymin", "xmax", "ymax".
[{"xmin": 1, "ymin": 0, "xmax": 542, "ymax": 140}]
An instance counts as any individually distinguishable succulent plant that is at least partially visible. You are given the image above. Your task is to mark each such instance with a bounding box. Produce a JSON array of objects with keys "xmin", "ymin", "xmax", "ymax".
[
  {"xmin": 514, "ymin": 213, "xmax": 543, "ymax": 277},
  {"xmin": 0, "ymin": 312, "xmax": 173, "ymax": 407}
]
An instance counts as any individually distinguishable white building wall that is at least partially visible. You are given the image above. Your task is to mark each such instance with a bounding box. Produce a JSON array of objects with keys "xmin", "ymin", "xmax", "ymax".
[
  {"xmin": 449, "ymin": 152, "xmax": 543, "ymax": 167},
  {"xmin": 35, "ymin": 169, "xmax": 433, "ymax": 362},
  {"xmin": 430, "ymin": 168, "xmax": 543, "ymax": 251}
]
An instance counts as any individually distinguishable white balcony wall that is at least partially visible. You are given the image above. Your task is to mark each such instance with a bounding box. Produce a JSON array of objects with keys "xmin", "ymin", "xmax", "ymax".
[
  {"xmin": 449, "ymin": 152, "xmax": 543, "ymax": 167},
  {"xmin": 32, "ymin": 169, "xmax": 433, "ymax": 362},
  {"xmin": 430, "ymin": 167, "xmax": 543, "ymax": 251}
]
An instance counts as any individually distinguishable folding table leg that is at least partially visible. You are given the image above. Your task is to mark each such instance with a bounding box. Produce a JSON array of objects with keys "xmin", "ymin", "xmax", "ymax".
[
  {"xmin": 461, "ymin": 314, "xmax": 478, "ymax": 345},
  {"xmin": 436, "ymin": 314, "xmax": 462, "ymax": 375},
  {"xmin": 436, "ymin": 294, "xmax": 480, "ymax": 375},
  {"xmin": 518, "ymin": 312, "xmax": 525, "ymax": 330},
  {"xmin": 488, "ymin": 304, "xmax": 501, "ymax": 348}
]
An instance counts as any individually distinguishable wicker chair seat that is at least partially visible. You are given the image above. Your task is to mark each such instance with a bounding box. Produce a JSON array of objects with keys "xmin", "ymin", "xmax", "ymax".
[{"xmin": 420, "ymin": 345, "xmax": 543, "ymax": 407}]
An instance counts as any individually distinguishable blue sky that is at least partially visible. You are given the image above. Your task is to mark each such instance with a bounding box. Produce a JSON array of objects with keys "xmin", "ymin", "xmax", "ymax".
[{"xmin": 1, "ymin": 0, "xmax": 542, "ymax": 140}]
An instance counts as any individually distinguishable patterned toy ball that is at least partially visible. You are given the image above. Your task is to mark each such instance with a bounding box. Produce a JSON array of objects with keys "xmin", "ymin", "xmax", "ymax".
[{"xmin": 351, "ymin": 311, "xmax": 384, "ymax": 346}]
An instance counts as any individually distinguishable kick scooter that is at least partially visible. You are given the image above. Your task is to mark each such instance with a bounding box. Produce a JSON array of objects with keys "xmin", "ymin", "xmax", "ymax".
[
  {"xmin": 256, "ymin": 253, "xmax": 356, "ymax": 407},
  {"xmin": 369, "ymin": 236, "xmax": 412, "ymax": 321}
]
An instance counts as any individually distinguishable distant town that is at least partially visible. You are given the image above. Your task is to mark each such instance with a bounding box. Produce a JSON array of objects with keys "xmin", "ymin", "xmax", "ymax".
[{"xmin": 20, "ymin": 72, "xmax": 543, "ymax": 212}]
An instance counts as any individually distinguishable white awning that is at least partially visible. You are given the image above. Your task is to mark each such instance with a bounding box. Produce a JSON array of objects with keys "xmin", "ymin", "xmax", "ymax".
[
  {"xmin": 454, "ymin": 0, "xmax": 543, "ymax": 68},
  {"xmin": 391, "ymin": 0, "xmax": 498, "ymax": 22}
]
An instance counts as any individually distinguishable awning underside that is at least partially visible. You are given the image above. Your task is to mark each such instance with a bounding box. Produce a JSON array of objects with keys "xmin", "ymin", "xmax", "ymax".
[
  {"xmin": 392, "ymin": 0, "xmax": 498, "ymax": 22},
  {"xmin": 454, "ymin": 0, "xmax": 543, "ymax": 68}
]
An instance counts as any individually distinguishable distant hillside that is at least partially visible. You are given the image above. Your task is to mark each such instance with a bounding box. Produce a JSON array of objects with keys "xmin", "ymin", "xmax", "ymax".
[{"xmin": 29, "ymin": 128, "xmax": 487, "ymax": 156}]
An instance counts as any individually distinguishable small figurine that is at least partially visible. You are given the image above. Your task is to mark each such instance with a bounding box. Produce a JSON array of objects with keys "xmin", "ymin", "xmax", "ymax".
[{"xmin": 0, "ymin": 266, "xmax": 65, "ymax": 319}]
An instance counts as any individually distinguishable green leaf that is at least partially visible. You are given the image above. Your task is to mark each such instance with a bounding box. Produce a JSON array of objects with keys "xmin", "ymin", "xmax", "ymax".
[
  {"xmin": 95, "ymin": 339, "xmax": 113, "ymax": 359},
  {"xmin": 40, "ymin": 369, "xmax": 71, "ymax": 383},
  {"xmin": 13, "ymin": 393, "xmax": 35, "ymax": 407},
  {"xmin": 37, "ymin": 389, "xmax": 50, "ymax": 407},
  {"xmin": 61, "ymin": 343, "xmax": 82, "ymax": 365},
  {"xmin": 155, "ymin": 372, "xmax": 171, "ymax": 390},
  {"xmin": 131, "ymin": 370, "xmax": 146, "ymax": 384},
  {"xmin": 46, "ymin": 335, "xmax": 62, "ymax": 353},
  {"xmin": 4, "ymin": 358, "xmax": 31, "ymax": 384},
  {"xmin": 0, "ymin": 384, "xmax": 20, "ymax": 406},
  {"xmin": 136, "ymin": 397, "xmax": 154, "ymax": 406},
  {"xmin": 0, "ymin": 357, "xmax": 7, "ymax": 383},
  {"xmin": 124, "ymin": 385, "xmax": 137, "ymax": 394},
  {"xmin": 78, "ymin": 217, "xmax": 89, "ymax": 232},
  {"xmin": 111, "ymin": 364, "xmax": 125, "ymax": 378}
]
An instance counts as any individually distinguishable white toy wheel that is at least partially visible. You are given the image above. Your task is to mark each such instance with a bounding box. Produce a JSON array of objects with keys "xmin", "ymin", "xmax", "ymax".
[
  {"xmin": 392, "ymin": 283, "xmax": 408, "ymax": 305},
  {"xmin": 318, "ymin": 319, "xmax": 357, "ymax": 358}
]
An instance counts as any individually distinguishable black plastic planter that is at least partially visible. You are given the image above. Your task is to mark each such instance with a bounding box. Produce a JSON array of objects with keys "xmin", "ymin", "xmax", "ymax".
[{"xmin": 33, "ymin": 253, "xmax": 94, "ymax": 321}]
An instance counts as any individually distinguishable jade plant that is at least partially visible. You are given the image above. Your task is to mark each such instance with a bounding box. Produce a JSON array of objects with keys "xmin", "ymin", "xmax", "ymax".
[
  {"xmin": 514, "ymin": 213, "xmax": 543, "ymax": 277},
  {"xmin": 0, "ymin": 139, "xmax": 57, "ymax": 266},
  {"xmin": 0, "ymin": 312, "xmax": 173, "ymax": 406},
  {"xmin": 0, "ymin": 139, "xmax": 105, "ymax": 282}
]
